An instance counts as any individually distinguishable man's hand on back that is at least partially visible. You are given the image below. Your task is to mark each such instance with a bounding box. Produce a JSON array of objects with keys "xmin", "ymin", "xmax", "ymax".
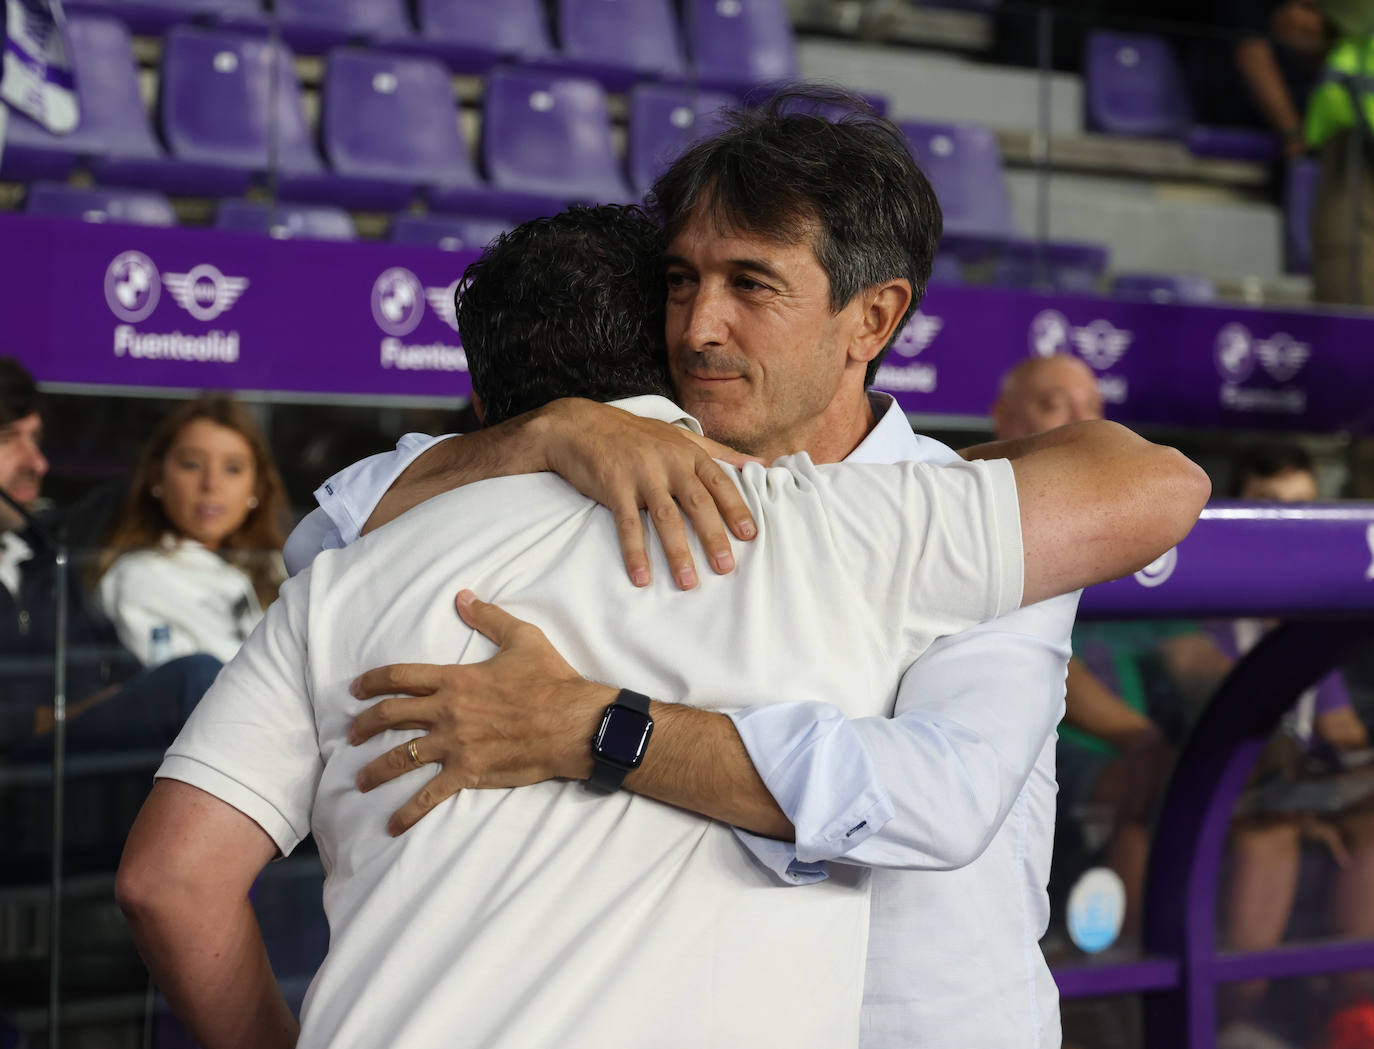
[
  {"xmin": 538, "ymin": 399, "xmax": 761, "ymax": 590},
  {"xmin": 362, "ymin": 398, "xmax": 760, "ymax": 591},
  {"xmin": 349, "ymin": 590, "xmax": 615, "ymax": 835}
]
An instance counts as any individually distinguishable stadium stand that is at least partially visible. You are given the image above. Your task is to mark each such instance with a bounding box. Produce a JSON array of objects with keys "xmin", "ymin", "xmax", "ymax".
[
  {"xmin": 213, "ymin": 197, "xmax": 357, "ymax": 239},
  {"xmin": 409, "ymin": 0, "xmax": 553, "ymax": 74},
  {"xmin": 1109, "ymin": 272, "xmax": 1219, "ymax": 304},
  {"xmin": 23, "ymin": 182, "xmax": 177, "ymax": 225},
  {"xmin": 626, "ymin": 82, "xmax": 734, "ymax": 196},
  {"xmin": 900, "ymin": 118, "xmax": 1109, "ymax": 289},
  {"xmin": 683, "ymin": 0, "xmax": 799, "ymax": 92},
  {"xmin": 387, "ymin": 211, "xmax": 510, "ymax": 251},
  {"xmin": 537, "ymin": 0, "xmax": 688, "ymax": 91},
  {"xmin": 272, "ymin": 0, "xmax": 414, "ymax": 56},
  {"xmin": 461, "ymin": 66, "xmax": 632, "ymax": 208}
]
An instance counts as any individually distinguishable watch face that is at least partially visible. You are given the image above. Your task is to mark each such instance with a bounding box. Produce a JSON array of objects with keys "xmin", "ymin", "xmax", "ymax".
[{"xmin": 594, "ymin": 705, "xmax": 653, "ymax": 768}]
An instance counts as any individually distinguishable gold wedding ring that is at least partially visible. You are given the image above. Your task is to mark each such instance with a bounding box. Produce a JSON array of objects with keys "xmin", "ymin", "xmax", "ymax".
[{"xmin": 407, "ymin": 738, "xmax": 422, "ymax": 768}]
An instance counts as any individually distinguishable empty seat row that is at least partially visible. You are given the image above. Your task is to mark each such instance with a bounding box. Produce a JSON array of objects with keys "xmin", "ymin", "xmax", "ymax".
[
  {"xmin": 900, "ymin": 120, "xmax": 1110, "ymax": 290},
  {"xmin": 62, "ymin": 0, "xmax": 798, "ymax": 92},
  {"xmin": 0, "ymin": 18, "xmax": 740, "ymax": 219},
  {"xmin": 1084, "ymin": 30, "xmax": 1280, "ymax": 165}
]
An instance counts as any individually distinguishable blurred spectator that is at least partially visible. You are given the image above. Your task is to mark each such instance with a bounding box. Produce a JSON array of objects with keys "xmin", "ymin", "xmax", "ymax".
[
  {"xmin": 95, "ymin": 395, "xmax": 287, "ymax": 666},
  {"xmin": 1307, "ymin": 1, "xmax": 1374, "ymax": 306},
  {"xmin": 994, "ymin": 354, "xmax": 1172, "ymax": 943},
  {"xmin": 0, "ymin": 359, "xmax": 219, "ymax": 760},
  {"xmin": 991, "ymin": 354, "xmax": 1104, "ymax": 439},
  {"xmin": 1216, "ymin": 442, "xmax": 1374, "ymax": 1043},
  {"xmin": 1191, "ymin": 1, "xmax": 1327, "ymax": 158}
]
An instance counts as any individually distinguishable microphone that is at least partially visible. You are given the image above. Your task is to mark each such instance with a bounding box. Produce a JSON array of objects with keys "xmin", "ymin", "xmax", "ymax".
[{"xmin": 0, "ymin": 488, "xmax": 58, "ymax": 550}]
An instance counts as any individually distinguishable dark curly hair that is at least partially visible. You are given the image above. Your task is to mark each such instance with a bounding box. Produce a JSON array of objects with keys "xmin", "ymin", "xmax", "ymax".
[
  {"xmin": 456, "ymin": 205, "xmax": 675, "ymax": 427},
  {"xmin": 647, "ymin": 85, "xmax": 942, "ymax": 386}
]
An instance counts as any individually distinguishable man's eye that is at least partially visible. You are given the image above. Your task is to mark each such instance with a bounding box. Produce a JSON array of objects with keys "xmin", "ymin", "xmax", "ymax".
[
  {"xmin": 666, "ymin": 272, "xmax": 690, "ymax": 288},
  {"xmin": 735, "ymin": 276, "xmax": 766, "ymax": 292}
]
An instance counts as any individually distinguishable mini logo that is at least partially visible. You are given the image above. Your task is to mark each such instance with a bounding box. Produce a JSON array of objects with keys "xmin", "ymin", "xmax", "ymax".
[
  {"xmin": 1214, "ymin": 323, "xmax": 1256, "ymax": 383},
  {"xmin": 1029, "ymin": 309, "xmax": 1069, "ymax": 357},
  {"xmin": 1028, "ymin": 310, "xmax": 1131, "ymax": 370},
  {"xmin": 425, "ymin": 280, "xmax": 462, "ymax": 333},
  {"xmin": 1071, "ymin": 319, "xmax": 1132, "ymax": 370},
  {"xmin": 1134, "ymin": 547, "xmax": 1178, "ymax": 588},
  {"xmin": 371, "ymin": 268, "xmax": 424, "ymax": 337},
  {"xmin": 104, "ymin": 251, "xmax": 161, "ymax": 323},
  {"xmin": 1256, "ymin": 332, "xmax": 1311, "ymax": 382},
  {"xmin": 892, "ymin": 311, "xmax": 943, "ymax": 357},
  {"xmin": 163, "ymin": 264, "xmax": 249, "ymax": 322}
]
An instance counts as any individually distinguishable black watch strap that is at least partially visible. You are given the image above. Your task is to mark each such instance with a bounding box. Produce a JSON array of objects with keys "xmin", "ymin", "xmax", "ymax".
[{"xmin": 588, "ymin": 689, "xmax": 653, "ymax": 793}]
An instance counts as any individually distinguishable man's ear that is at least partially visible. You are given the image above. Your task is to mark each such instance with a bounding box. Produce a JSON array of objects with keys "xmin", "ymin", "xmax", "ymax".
[
  {"xmin": 470, "ymin": 391, "xmax": 485, "ymax": 426},
  {"xmin": 848, "ymin": 279, "xmax": 913, "ymax": 366}
]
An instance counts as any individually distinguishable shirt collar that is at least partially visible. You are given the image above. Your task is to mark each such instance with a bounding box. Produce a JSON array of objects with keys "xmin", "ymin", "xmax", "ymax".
[
  {"xmin": 844, "ymin": 392, "xmax": 962, "ymax": 466},
  {"xmin": 607, "ymin": 395, "xmax": 705, "ymax": 436}
]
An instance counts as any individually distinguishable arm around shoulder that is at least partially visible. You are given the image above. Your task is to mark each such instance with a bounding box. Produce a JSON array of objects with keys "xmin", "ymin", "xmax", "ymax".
[{"xmin": 967, "ymin": 421, "xmax": 1210, "ymax": 606}]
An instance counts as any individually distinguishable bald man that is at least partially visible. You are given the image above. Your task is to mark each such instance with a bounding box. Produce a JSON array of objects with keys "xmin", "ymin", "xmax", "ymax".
[
  {"xmin": 992, "ymin": 354, "xmax": 1169, "ymax": 945},
  {"xmin": 992, "ymin": 355, "xmax": 1104, "ymax": 442}
]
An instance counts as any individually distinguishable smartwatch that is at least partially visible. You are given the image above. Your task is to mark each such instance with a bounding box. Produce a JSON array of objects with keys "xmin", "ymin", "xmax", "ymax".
[{"xmin": 588, "ymin": 689, "xmax": 654, "ymax": 793}]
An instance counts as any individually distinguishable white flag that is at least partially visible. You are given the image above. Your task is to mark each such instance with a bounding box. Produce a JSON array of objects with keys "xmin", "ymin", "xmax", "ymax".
[{"xmin": 1, "ymin": 0, "xmax": 78, "ymax": 134}]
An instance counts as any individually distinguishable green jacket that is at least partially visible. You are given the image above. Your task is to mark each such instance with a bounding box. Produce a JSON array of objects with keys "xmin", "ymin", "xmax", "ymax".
[{"xmin": 1305, "ymin": 31, "xmax": 1374, "ymax": 146}]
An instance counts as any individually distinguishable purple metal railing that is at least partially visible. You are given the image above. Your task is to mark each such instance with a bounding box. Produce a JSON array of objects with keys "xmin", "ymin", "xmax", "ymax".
[{"xmin": 1060, "ymin": 502, "xmax": 1374, "ymax": 1048}]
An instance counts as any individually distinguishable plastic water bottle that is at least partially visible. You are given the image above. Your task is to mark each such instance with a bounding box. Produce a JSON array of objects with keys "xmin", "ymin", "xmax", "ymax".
[{"xmin": 148, "ymin": 624, "xmax": 173, "ymax": 666}]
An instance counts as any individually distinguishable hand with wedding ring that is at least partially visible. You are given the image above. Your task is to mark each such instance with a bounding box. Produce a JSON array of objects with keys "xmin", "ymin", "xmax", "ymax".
[{"xmin": 349, "ymin": 589, "xmax": 616, "ymax": 835}]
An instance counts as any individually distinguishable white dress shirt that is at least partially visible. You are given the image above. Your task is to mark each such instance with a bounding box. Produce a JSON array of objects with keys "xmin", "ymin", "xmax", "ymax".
[
  {"xmin": 285, "ymin": 392, "xmax": 1073, "ymax": 1049},
  {"xmin": 167, "ymin": 395, "xmax": 1024, "ymax": 1049}
]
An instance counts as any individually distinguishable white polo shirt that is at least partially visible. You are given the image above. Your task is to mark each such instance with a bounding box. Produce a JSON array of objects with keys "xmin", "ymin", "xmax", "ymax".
[
  {"xmin": 161, "ymin": 395, "xmax": 1023, "ymax": 1049},
  {"xmin": 288, "ymin": 392, "xmax": 1077, "ymax": 1049}
]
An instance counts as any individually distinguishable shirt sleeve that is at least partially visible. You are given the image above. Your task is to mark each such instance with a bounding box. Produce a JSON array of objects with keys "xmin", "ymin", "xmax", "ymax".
[
  {"xmin": 730, "ymin": 594, "xmax": 1076, "ymax": 872},
  {"xmin": 310, "ymin": 432, "xmax": 458, "ymax": 547},
  {"xmin": 155, "ymin": 571, "xmax": 319, "ymax": 856}
]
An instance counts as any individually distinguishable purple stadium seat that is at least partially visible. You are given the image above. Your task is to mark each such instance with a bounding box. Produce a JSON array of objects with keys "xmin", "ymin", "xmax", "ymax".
[
  {"xmin": 65, "ymin": 0, "xmax": 264, "ymax": 35},
  {"xmin": 0, "ymin": 14, "xmax": 259, "ymax": 196},
  {"xmin": 273, "ymin": 0, "xmax": 413, "ymax": 54},
  {"xmin": 460, "ymin": 67, "xmax": 632, "ymax": 208},
  {"xmin": 214, "ymin": 198, "xmax": 356, "ymax": 239},
  {"xmin": 1084, "ymin": 31, "xmax": 1192, "ymax": 139},
  {"xmin": 683, "ymin": 0, "xmax": 799, "ymax": 93},
  {"xmin": 988, "ymin": 240, "xmax": 1108, "ymax": 293},
  {"xmin": 627, "ymin": 83, "xmax": 734, "ymax": 196},
  {"xmin": 292, "ymin": 49, "xmax": 470, "ymax": 210},
  {"xmin": 901, "ymin": 119, "xmax": 1109, "ymax": 284},
  {"xmin": 411, "ymin": 0, "xmax": 551, "ymax": 74},
  {"xmin": 289, "ymin": 50, "xmax": 564, "ymax": 218},
  {"xmin": 1285, "ymin": 157, "xmax": 1320, "ymax": 275},
  {"xmin": 24, "ymin": 182, "xmax": 177, "ymax": 225},
  {"xmin": 389, "ymin": 212, "xmax": 510, "ymax": 251},
  {"xmin": 153, "ymin": 26, "xmax": 323, "ymax": 192},
  {"xmin": 930, "ymin": 254, "xmax": 963, "ymax": 283},
  {"xmin": 901, "ymin": 120, "xmax": 1014, "ymax": 240},
  {"xmin": 532, "ymin": 0, "xmax": 685, "ymax": 92},
  {"xmin": 1186, "ymin": 125, "xmax": 1280, "ymax": 164},
  {"xmin": 0, "ymin": 12, "xmax": 153, "ymax": 182},
  {"xmin": 1112, "ymin": 273, "xmax": 1217, "ymax": 303}
]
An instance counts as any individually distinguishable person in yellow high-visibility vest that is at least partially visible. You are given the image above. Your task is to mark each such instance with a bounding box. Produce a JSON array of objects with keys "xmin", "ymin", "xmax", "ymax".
[{"xmin": 1308, "ymin": 0, "xmax": 1374, "ymax": 304}]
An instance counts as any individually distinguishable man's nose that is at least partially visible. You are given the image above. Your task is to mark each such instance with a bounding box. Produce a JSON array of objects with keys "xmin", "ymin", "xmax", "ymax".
[
  {"xmin": 25, "ymin": 441, "xmax": 48, "ymax": 479},
  {"xmin": 680, "ymin": 282, "xmax": 730, "ymax": 351}
]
